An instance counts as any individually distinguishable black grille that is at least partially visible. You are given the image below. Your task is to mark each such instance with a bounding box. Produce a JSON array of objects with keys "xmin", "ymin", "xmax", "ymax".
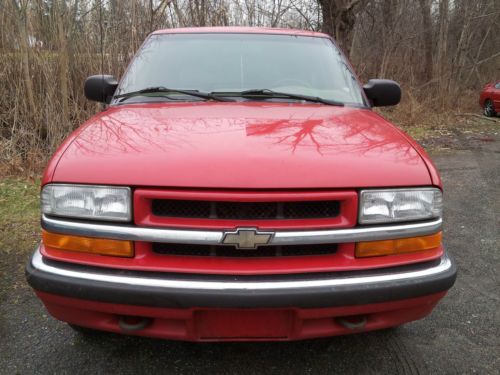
[
  {"xmin": 151, "ymin": 200, "xmax": 212, "ymax": 218},
  {"xmin": 152, "ymin": 243, "xmax": 338, "ymax": 258},
  {"xmin": 151, "ymin": 200, "xmax": 340, "ymax": 220}
]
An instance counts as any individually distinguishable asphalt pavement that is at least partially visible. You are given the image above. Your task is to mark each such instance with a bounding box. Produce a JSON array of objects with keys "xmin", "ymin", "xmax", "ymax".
[{"xmin": 0, "ymin": 129, "xmax": 498, "ymax": 374}]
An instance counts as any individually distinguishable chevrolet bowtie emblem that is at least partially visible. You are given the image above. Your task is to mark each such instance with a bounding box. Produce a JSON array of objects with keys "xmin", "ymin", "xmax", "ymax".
[{"xmin": 222, "ymin": 228, "xmax": 274, "ymax": 249}]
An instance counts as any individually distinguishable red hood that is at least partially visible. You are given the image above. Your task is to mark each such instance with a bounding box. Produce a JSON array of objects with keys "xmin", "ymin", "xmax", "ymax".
[{"xmin": 49, "ymin": 102, "xmax": 432, "ymax": 189}]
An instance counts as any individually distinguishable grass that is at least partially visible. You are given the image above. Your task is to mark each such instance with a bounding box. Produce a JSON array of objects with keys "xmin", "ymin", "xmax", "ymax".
[
  {"xmin": 378, "ymin": 104, "xmax": 499, "ymax": 151},
  {"xmin": 0, "ymin": 178, "xmax": 40, "ymax": 255},
  {"xmin": 0, "ymin": 178, "xmax": 40, "ymax": 301}
]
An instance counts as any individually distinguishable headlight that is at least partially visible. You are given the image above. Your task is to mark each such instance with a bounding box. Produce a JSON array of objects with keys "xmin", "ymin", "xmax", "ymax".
[
  {"xmin": 41, "ymin": 184, "xmax": 131, "ymax": 222},
  {"xmin": 359, "ymin": 188, "xmax": 442, "ymax": 224}
]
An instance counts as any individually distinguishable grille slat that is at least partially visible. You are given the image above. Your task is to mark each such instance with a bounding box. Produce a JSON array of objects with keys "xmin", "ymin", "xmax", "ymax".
[
  {"xmin": 152, "ymin": 243, "xmax": 338, "ymax": 258},
  {"xmin": 152, "ymin": 200, "xmax": 340, "ymax": 220}
]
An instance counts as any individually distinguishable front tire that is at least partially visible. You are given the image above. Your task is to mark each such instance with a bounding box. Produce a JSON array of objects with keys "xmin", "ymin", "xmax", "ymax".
[{"xmin": 484, "ymin": 99, "xmax": 496, "ymax": 117}]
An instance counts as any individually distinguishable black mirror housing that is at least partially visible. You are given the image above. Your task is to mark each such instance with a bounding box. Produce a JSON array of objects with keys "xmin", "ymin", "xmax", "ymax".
[
  {"xmin": 363, "ymin": 79, "xmax": 401, "ymax": 107},
  {"xmin": 84, "ymin": 75, "xmax": 118, "ymax": 103}
]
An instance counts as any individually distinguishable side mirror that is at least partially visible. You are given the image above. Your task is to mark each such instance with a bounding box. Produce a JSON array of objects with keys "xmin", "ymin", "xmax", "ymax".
[
  {"xmin": 363, "ymin": 79, "xmax": 401, "ymax": 107},
  {"xmin": 84, "ymin": 75, "xmax": 118, "ymax": 103}
]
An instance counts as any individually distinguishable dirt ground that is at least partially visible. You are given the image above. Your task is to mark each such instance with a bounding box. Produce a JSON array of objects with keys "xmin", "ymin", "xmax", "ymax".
[{"xmin": 0, "ymin": 120, "xmax": 498, "ymax": 375}]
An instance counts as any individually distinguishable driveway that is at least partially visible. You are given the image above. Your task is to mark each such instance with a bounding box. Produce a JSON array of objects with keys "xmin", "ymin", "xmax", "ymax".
[{"xmin": 1, "ymin": 128, "xmax": 498, "ymax": 374}]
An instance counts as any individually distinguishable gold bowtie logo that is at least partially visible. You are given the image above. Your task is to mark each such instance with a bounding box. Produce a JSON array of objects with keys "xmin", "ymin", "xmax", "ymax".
[{"xmin": 222, "ymin": 228, "xmax": 273, "ymax": 249}]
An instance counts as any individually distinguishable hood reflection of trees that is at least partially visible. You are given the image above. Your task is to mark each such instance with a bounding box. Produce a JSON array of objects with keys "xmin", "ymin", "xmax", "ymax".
[
  {"xmin": 72, "ymin": 105, "xmax": 420, "ymax": 166},
  {"xmin": 246, "ymin": 113, "xmax": 420, "ymax": 164}
]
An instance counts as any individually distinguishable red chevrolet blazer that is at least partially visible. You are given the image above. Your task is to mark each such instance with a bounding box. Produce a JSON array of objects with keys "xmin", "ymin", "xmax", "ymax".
[{"xmin": 26, "ymin": 27, "xmax": 456, "ymax": 341}]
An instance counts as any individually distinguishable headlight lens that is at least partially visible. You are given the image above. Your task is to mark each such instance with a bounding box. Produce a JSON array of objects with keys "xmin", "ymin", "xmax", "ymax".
[
  {"xmin": 41, "ymin": 184, "xmax": 131, "ymax": 222},
  {"xmin": 359, "ymin": 188, "xmax": 442, "ymax": 224}
]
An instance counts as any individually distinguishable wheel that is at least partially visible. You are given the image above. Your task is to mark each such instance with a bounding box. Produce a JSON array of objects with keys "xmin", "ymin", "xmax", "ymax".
[{"xmin": 483, "ymin": 99, "xmax": 496, "ymax": 117}]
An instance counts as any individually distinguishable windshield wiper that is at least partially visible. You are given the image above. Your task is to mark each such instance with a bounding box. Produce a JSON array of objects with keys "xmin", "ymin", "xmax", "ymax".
[
  {"xmin": 114, "ymin": 87, "xmax": 234, "ymax": 102},
  {"xmin": 215, "ymin": 89, "xmax": 344, "ymax": 106}
]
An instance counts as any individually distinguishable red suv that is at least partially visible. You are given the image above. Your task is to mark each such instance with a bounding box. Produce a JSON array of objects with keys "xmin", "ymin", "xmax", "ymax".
[
  {"xmin": 480, "ymin": 81, "xmax": 500, "ymax": 117},
  {"xmin": 26, "ymin": 27, "xmax": 456, "ymax": 341}
]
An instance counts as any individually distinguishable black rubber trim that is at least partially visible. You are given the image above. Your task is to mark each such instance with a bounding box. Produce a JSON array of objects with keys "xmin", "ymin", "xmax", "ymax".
[{"xmin": 26, "ymin": 254, "xmax": 457, "ymax": 309}]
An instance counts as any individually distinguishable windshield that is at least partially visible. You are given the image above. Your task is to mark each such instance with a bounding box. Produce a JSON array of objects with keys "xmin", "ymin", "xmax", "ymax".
[{"xmin": 115, "ymin": 33, "xmax": 365, "ymax": 106}]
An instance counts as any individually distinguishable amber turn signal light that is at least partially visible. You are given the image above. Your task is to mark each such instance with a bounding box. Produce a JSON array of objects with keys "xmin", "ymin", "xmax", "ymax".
[
  {"xmin": 42, "ymin": 230, "xmax": 134, "ymax": 257},
  {"xmin": 356, "ymin": 232, "xmax": 442, "ymax": 258}
]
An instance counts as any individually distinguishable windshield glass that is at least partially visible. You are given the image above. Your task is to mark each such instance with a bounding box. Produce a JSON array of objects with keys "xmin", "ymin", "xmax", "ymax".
[{"xmin": 115, "ymin": 33, "xmax": 365, "ymax": 106}]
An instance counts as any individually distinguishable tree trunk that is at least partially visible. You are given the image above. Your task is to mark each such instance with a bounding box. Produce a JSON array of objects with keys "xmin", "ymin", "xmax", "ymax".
[
  {"xmin": 437, "ymin": 0, "xmax": 449, "ymax": 96},
  {"xmin": 418, "ymin": 0, "xmax": 433, "ymax": 83},
  {"xmin": 56, "ymin": 1, "xmax": 69, "ymax": 130},
  {"xmin": 11, "ymin": 0, "xmax": 37, "ymax": 117},
  {"xmin": 379, "ymin": 0, "xmax": 396, "ymax": 77}
]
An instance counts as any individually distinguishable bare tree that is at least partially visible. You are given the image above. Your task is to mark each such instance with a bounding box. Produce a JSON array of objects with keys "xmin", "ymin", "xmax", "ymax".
[{"xmin": 317, "ymin": 0, "xmax": 367, "ymax": 55}]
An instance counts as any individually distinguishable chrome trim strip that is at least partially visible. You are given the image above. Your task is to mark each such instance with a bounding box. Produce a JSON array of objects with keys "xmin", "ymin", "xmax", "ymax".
[
  {"xmin": 42, "ymin": 214, "xmax": 223, "ymax": 244},
  {"xmin": 272, "ymin": 219, "xmax": 442, "ymax": 245},
  {"xmin": 31, "ymin": 248, "xmax": 452, "ymax": 291},
  {"xmin": 41, "ymin": 215, "xmax": 442, "ymax": 246}
]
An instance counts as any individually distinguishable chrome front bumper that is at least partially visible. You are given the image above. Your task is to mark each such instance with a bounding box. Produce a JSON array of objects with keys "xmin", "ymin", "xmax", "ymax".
[{"xmin": 27, "ymin": 248, "xmax": 456, "ymax": 308}]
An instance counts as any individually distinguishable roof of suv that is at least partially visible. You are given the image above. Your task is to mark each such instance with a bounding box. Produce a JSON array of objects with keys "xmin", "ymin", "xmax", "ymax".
[{"xmin": 152, "ymin": 26, "xmax": 330, "ymax": 38}]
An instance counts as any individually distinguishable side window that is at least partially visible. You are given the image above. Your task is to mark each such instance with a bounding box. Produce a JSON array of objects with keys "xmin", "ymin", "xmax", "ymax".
[{"xmin": 495, "ymin": 82, "xmax": 500, "ymax": 89}]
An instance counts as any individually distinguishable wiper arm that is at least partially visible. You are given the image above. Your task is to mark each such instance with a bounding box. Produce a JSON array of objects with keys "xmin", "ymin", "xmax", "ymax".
[
  {"xmin": 115, "ymin": 87, "xmax": 234, "ymax": 102},
  {"xmin": 235, "ymin": 89, "xmax": 344, "ymax": 107}
]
